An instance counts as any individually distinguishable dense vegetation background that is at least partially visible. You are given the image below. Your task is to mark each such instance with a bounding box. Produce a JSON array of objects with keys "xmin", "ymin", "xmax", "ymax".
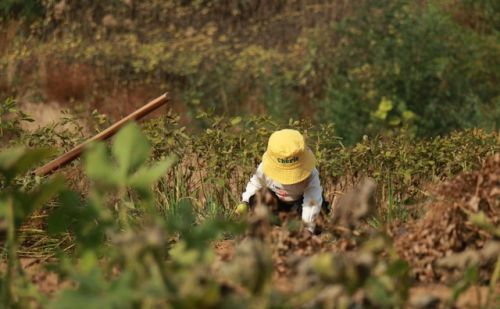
[{"xmin": 1, "ymin": 0, "xmax": 498, "ymax": 143}]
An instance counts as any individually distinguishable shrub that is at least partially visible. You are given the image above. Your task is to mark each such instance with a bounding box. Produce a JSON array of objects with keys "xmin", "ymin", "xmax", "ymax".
[
  {"xmin": 0, "ymin": 0, "xmax": 44, "ymax": 20},
  {"xmin": 317, "ymin": 0, "xmax": 499, "ymax": 143}
]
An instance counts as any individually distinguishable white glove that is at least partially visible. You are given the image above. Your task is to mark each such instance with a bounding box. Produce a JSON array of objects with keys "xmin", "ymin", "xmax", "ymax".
[{"xmin": 302, "ymin": 204, "xmax": 320, "ymax": 233}]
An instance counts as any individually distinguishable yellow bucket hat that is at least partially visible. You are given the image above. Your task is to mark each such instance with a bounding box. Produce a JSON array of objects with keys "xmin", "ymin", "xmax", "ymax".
[{"xmin": 262, "ymin": 129, "xmax": 316, "ymax": 185}]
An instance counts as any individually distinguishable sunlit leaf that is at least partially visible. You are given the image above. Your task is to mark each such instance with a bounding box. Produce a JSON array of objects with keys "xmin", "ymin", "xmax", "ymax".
[
  {"xmin": 112, "ymin": 122, "xmax": 151, "ymax": 177},
  {"xmin": 230, "ymin": 117, "xmax": 242, "ymax": 126},
  {"xmin": 0, "ymin": 147, "xmax": 53, "ymax": 182},
  {"xmin": 129, "ymin": 155, "xmax": 177, "ymax": 195},
  {"xmin": 84, "ymin": 142, "xmax": 120, "ymax": 185}
]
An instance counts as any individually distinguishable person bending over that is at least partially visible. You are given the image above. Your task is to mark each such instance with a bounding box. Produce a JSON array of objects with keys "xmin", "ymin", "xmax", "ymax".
[{"xmin": 237, "ymin": 129, "xmax": 328, "ymax": 233}]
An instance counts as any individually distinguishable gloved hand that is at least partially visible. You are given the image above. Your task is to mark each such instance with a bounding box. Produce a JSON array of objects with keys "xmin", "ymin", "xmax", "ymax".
[
  {"xmin": 235, "ymin": 202, "xmax": 249, "ymax": 215},
  {"xmin": 302, "ymin": 204, "xmax": 320, "ymax": 233}
]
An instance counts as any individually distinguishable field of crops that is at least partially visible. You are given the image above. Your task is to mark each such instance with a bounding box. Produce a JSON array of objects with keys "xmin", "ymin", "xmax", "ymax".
[{"xmin": 1, "ymin": 0, "xmax": 499, "ymax": 308}]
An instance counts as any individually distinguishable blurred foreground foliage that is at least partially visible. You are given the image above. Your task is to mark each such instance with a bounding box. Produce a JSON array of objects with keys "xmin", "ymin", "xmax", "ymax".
[
  {"xmin": 1, "ymin": 0, "xmax": 498, "ymax": 143},
  {"xmin": 0, "ymin": 119, "xmax": 497, "ymax": 308},
  {"xmin": 0, "ymin": 123, "xmax": 248, "ymax": 308}
]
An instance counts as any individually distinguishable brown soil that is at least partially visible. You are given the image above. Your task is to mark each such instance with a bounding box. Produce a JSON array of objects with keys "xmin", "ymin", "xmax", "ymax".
[
  {"xmin": 409, "ymin": 284, "xmax": 499, "ymax": 309},
  {"xmin": 44, "ymin": 61, "xmax": 94, "ymax": 104},
  {"xmin": 214, "ymin": 239, "xmax": 235, "ymax": 262},
  {"xmin": 0, "ymin": 258, "xmax": 70, "ymax": 296},
  {"xmin": 9, "ymin": 257, "xmax": 497, "ymax": 308}
]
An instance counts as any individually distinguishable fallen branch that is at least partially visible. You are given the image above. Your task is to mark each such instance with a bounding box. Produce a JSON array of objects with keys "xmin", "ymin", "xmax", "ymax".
[{"xmin": 34, "ymin": 93, "xmax": 169, "ymax": 176}]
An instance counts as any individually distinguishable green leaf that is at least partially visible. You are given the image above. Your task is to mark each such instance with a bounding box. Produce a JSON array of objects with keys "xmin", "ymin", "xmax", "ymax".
[
  {"xmin": 169, "ymin": 241, "xmax": 200, "ymax": 266},
  {"xmin": 47, "ymin": 190, "xmax": 82, "ymax": 235},
  {"xmin": 84, "ymin": 143, "xmax": 120, "ymax": 185},
  {"xmin": 230, "ymin": 116, "xmax": 242, "ymax": 126},
  {"xmin": 402, "ymin": 110, "xmax": 416, "ymax": 120},
  {"xmin": 129, "ymin": 155, "xmax": 177, "ymax": 195},
  {"xmin": 388, "ymin": 116, "xmax": 401, "ymax": 126},
  {"xmin": 14, "ymin": 176, "xmax": 66, "ymax": 226},
  {"xmin": 384, "ymin": 151, "xmax": 394, "ymax": 158},
  {"xmin": 452, "ymin": 265, "xmax": 479, "ymax": 302},
  {"xmin": 80, "ymin": 250, "xmax": 99, "ymax": 273},
  {"xmin": 386, "ymin": 260, "xmax": 409, "ymax": 277},
  {"xmin": 112, "ymin": 122, "xmax": 151, "ymax": 177},
  {"xmin": 0, "ymin": 147, "xmax": 53, "ymax": 182},
  {"xmin": 381, "ymin": 98, "xmax": 392, "ymax": 111},
  {"xmin": 464, "ymin": 264, "xmax": 479, "ymax": 283},
  {"xmin": 29, "ymin": 176, "xmax": 66, "ymax": 209},
  {"xmin": 366, "ymin": 277, "xmax": 392, "ymax": 306},
  {"xmin": 468, "ymin": 211, "xmax": 499, "ymax": 236},
  {"xmin": 0, "ymin": 147, "xmax": 25, "ymax": 171}
]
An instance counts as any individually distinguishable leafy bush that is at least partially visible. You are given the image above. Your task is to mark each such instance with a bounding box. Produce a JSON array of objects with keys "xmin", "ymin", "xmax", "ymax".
[
  {"xmin": 0, "ymin": 0, "xmax": 44, "ymax": 20},
  {"xmin": 0, "ymin": 98, "xmax": 33, "ymax": 144},
  {"xmin": 0, "ymin": 147, "xmax": 65, "ymax": 307},
  {"xmin": 317, "ymin": 0, "xmax": 499, "ymax": 143},
  {"xmin": 46, "ymin": 123, "xmax": 248, "ymax": 308}
]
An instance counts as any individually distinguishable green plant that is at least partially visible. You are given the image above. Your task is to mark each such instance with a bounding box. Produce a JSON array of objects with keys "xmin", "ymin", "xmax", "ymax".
[
  {"xmin": 449, "ymin": 265, "xmax": 480, "ymax": 306},
  {"xmin": 44, "ymin": 122, "xmax": 247, "ymax": 308},
  {"xmin": 0, "ymin": 0, "xmax": 44, "ymax": 20},
  {"xmin": 317, "ymin": 0, "xmax": 499, "ymax": 143},
  {"xmin": 0, "ymin": 147, "xmax": 65, "ymax": 307},
  {"xmin": 487, "ymin": 257, "xmax": 500, "ymax": 308},
  {"xmin": 0, "ymin": 98, "xmax": 33, "ymax": 144},
  {"xmin": 385, "ymin": 175, "xmax": 408, "ymax": 225}
]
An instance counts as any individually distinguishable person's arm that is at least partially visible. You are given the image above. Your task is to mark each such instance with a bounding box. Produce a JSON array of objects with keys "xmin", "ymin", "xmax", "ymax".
[
  {"xmin": 241, "ymin": 163, "xmax": 266, "ymax": 203},
  {"xmin": 301, "ymin": 169, "xmax": 323, "ymax": 232}
]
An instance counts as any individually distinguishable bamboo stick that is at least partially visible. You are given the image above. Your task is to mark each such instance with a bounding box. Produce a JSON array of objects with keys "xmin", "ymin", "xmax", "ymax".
[{"xmin": 34, "ymin": 93, "xmax": 169, "ymax": 176}]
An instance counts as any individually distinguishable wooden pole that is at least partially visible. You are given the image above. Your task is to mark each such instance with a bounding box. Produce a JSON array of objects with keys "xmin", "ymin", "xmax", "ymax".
[{"xmin": 34, "ymin": 93, "xmax": 169, "ymax": 176}]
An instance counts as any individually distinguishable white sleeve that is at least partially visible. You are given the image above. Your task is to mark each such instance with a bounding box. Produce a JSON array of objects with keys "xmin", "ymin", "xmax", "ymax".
[
  {"xmin": 301, "ymin": 169, "xmax": 323, "ymax": 231},
  {"xmin": 241, "ymin": 163, "xmax": 266, "ymax": 203}
]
